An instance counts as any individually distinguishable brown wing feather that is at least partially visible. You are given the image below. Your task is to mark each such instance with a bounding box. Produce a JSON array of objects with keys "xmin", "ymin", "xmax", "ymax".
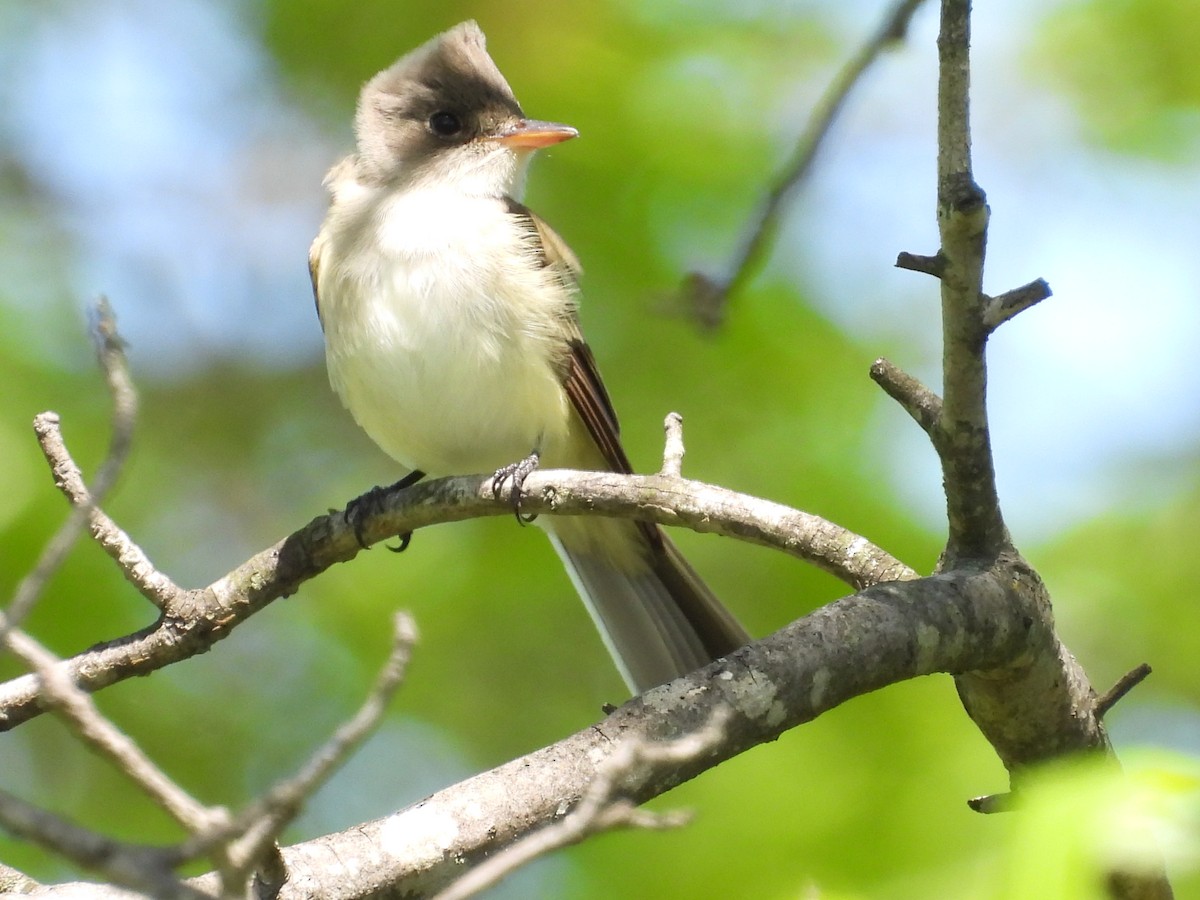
[
  {"xmin": 504, "ymin": 197, "xmax": 631, "ymax": 475},
  {"xmin": 504, "ymin": 197, "xmax": 750, "ymax": 679},
  {"xmin": 563, "ymin": 335, "xmax": 632, "ymax": 475}
]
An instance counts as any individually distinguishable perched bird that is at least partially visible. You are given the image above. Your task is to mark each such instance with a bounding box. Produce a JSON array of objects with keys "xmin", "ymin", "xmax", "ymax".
[{"xmin": 310, "ymin": 21, "xmax": 748, "ymax": 693}]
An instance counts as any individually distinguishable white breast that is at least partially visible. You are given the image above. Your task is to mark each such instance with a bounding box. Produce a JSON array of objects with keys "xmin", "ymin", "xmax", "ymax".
[{"xmin": 315, "ymin": 180, "xmax": 573, "ymax": 475}]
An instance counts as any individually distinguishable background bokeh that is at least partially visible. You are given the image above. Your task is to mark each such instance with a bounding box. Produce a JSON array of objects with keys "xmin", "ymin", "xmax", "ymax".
[{"xmin": 2, "ymin": 0, "xmax": 1198, "ymax": 896}]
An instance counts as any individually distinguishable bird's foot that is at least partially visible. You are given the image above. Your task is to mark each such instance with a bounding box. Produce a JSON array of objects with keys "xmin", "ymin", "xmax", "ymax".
[
  {"xmin": 491, "ymin": 451, "xmax": 540, "ymax": 524},
  {"xmin": 344, "ymin": 470, "xmax": 425, "ymax": 549}
]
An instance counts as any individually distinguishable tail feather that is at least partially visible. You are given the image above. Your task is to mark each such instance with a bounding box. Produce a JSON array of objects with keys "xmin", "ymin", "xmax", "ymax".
[{"xmin": 544, "ymin": 516, "xmax": 748, "ymax": 694}]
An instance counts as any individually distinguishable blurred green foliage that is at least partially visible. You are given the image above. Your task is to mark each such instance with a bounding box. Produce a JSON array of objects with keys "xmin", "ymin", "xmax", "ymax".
[
  {"xmin": 1, "ymin": 0, "xmax": 1199, "ymax": 897},
  {"xmin": 1036, "ymin": 0, "xmax": 1200, "ymax": 159},
  {"xmin": 993, "ymin": 750, "xmax": 1200, "ymax": 900}
]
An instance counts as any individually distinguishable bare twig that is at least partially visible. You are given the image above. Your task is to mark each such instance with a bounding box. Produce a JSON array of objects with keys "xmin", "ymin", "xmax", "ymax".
[
  {"xmin": 2, "ymin": 626, "xmax": 222, "ymax": 835},
  {"xmin": 192, "ymin": 613, "xmax": 417, "ymax": 885},
  {"xmin": 32, "ymin": 412, "xmax": 182, "ymax": 611},
  {"xmin": 982, "ymin": 278, "xmax": 1052, "ymax": 331},
  {"xmin": 966, "ymin": 791, "xmax": 1013, "ymax": 815},
  {"xmin": 682, "ymin": 0, "xmax": 928, "ymax": 327},
  {"xmin": 3, "ymin": 299, "xmax": 141, "ymax": 637},
  {"xmin": 1096, "ymin": 663, "xmax": 1152, "ymax": 719},
  {"xmin": 0, "ymin": 788, "xmax": 203, "ymax": 899},
  {"xmin": 0, "ymin": 608, "xmax": 417, "ymax": 896},
  {"xmin": 869, "ymin": 358, "xmax": 942, "ymax": 436},
  {"xmin": 895, "ymin": 250, "xmax": 946, "ymax": 278},
  {"xmin": 433, "ymin": 709, "xmax": 729, "ymax": 900},
  {"xmin": 660, "ymin": 412, "xmax": 686, "ymax": 477}
]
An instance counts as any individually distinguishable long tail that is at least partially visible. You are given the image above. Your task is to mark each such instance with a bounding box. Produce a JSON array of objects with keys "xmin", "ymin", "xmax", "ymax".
[{"xmin": 544, "ymin": 515, "xmax": 749, "ymax": 694}]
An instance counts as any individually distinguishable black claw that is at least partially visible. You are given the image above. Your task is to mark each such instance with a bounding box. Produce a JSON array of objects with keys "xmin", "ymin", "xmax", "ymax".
[
  {"xmin": 491, "ymin": 452, "xmax": 540, "ymax": 524},
  {"xmin": 344, "ymin": 471, "xmax": 425, "ymax": 549},
  {"xmin": 386, "ymin": 532, "xmax": 413, "ymax": 553},
  {"xmin": 344, "ymin": 486, "xmax": 386, "ymax": 548}
]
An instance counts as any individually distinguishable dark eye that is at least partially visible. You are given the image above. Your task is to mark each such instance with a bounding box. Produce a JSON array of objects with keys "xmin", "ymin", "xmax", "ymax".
[{"xmin": 428, "ymin": 111, "xmax": 463, "ymax": 138}]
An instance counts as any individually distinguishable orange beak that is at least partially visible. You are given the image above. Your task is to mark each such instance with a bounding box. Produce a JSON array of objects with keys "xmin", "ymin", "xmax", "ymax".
[{"xmin": 490, "ymin": 119, "xmax": 578, "ymax": 149}]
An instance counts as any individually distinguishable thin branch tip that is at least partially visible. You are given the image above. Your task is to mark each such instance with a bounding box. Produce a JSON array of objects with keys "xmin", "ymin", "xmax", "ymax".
[
  {"xmin": 660, "ymin": 412, "xmax": 686, "ymax": 477},
  {"xmin": 895, "ymin": 250, "xmax": 946, "ymax": 278},
  {"xmin": 33, "ymin": 410, "xmax": 61, "ymax": 430},
  {"xmin": 869, "ymin": 358, "xmax": 942, "ymax": 435},
  {"xmin": 1096, "ymin": 663, "xmax": 1152, "ymax": 719},
  {"xmin": 677, "ymin": 272, "xmax": 729, "ymax": 331},
  {"xmin": 685, "ymin": 0, "xmax": 926, "ymax": 327},
  {"xmin": 89, "ymin": 295, "xmax": 127, "ymax": 351},
  {"xmin": 967, "ymin": 791, "xmax": 1013, "ymax": 815},
  {"xmin": 392, "ymin": 610, "xmax": 420, "ymax": 647},
  {"xmin": 983, "ymin": 278, "xmax": 1053, "ymax": 331}
]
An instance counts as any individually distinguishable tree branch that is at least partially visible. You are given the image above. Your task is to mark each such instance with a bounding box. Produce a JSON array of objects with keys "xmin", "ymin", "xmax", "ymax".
[
  {"xmin": 1, "ymin": 627, "xmax": 219, "ymax": 832},
  {"xmin": 1096, "ymin": 663, "xmax": 1152, "ymax": 719},
  {"xmin": 981, "ymin": 278, "xmax": 1052, "ymax": 331},
  {"xmin": 681, "ymin": 0, "xmax": 928, "ymax": 327},
  {"xmin": 10, "ymin": 551, "xmax": 1162, "ymax": 898},
  {"xmin": 433, "ymin": 710, "xmax": 728, "ymax": 900},
  {"xmin": 189, "ymin": 561, "xmax": 1087, "ymax": 898},
  {"xmin": 31, "ymin": 412, "xmax": 182, "ymax": 610},
  {"xmin": 0, "ymin": 609, "xmax": 417, "ymax": 897},
  {"xmin": 0, "ymin": 787, "xmax": 203, "ymax": 900},
  {"xmin": 3, "ymin": 299, "xmax": 141, "ymax": 638},
  {"xmin": 869, "ymin": 357, "xmax": 942, "ymax": 436},
  {"xmin": 931, "ymin": 0, "xmax": 1010, "ymax": 560},
  {"xmin": 921, "ymin": 5, "xmax": 1170, "ymax": 896},
  {"xmin": 0, "ymin": 423, "xmax": 912, "ymax": 732}
]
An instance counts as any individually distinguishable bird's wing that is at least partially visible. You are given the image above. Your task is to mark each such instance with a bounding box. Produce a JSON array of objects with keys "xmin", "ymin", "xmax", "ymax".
[{"xmin": 505, "ymin": 198, "xmax": 633, "ymax": 475}]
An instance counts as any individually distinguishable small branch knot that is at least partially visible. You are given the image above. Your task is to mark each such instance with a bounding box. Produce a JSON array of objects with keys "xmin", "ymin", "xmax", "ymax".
[
  {"xmin": 938, "ymin": 174, "xmax": 989, "ymax": 234},
  {"xmin": 895, "ymin": 251, "xmax": 947, "ymax": 278}
]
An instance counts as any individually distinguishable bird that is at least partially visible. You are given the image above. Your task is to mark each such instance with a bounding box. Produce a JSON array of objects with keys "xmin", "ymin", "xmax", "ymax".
[{"xmin": 309, "ymin": 20, "xmax": 748, "ymax": 694}]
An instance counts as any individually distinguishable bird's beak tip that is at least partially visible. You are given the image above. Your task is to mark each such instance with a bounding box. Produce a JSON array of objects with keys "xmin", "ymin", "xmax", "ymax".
[{"xmin": 491, "ymin": 119, "xmax": 578, "ymax": 150}]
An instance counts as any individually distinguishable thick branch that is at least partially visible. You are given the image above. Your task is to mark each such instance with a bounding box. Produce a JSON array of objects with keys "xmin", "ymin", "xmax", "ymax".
[
  {"xmin": 8, "ymin": 552, "xmax": 1154, "ymax": 898},
  {"xmin": 211, "ymin": 562, "xmax": 1081, "ymax": 898},
  {"xmin": 929, "ymin": 5, "xmax": 1169, "ymax": 896}
]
